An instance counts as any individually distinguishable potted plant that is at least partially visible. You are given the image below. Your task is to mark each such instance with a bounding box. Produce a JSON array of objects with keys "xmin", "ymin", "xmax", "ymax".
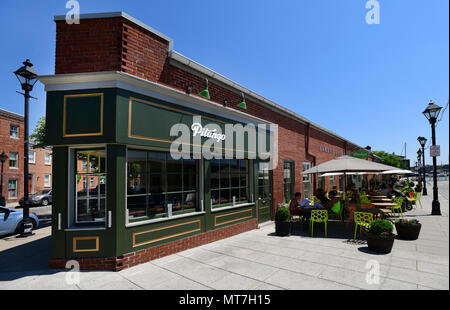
[
  {"xmin": 275, "ymin": 207, "xmax": 291, "ymax": 236},
  {"xmin": 395, "ymin": 219, "xmax": 422, "ymax": 240},
  {"xmin": 366, "ymin": 219, "xmax": 395, "ymax": 254},
  {"xmin": 358, "ymin": 194, "xmax": 372, "ymax": 209}
]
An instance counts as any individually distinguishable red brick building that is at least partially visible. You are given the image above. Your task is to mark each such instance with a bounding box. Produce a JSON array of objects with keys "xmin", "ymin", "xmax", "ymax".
[{"xmin": 0, "ymin": 108, "xmax": 52, "ymax": 204}]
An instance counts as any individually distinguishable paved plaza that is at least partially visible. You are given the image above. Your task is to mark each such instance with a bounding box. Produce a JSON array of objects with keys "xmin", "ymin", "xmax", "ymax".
[{"xmin": 0, "ymin": 182, "xmax": 448, "ymax": 290}]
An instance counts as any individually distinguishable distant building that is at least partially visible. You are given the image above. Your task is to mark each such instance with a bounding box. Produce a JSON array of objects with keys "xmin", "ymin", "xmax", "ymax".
[{"xmin": 0, "ymin": 108, "xmax": 52, "ymax": 203}]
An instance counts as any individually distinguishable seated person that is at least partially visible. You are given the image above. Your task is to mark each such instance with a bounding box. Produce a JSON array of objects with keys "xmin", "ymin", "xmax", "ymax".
[
  {"xmin": 328, "ymin": 186, "xmax": 338, "ymax": 197},
  {"xmin": 379, "ymin": 183, "xmax": 390, "ymax": 196},
  {"xmin": 316, "ymin": 188, "xmax": 339, "ymax": 212},
  {"xmin": 288, "ymin": 192, "xmax": 302, "ymax": 216}
]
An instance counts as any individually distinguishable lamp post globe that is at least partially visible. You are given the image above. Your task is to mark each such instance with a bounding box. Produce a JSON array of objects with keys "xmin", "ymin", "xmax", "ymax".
[
  {"xmin": 417, "ymin": 136, "xmax": 428, "ymax": 196},
  {"xmin": 13, "ymin": 59, "xmax": 38, "ymax": 237},
  {"xmin": 422, "ymin": 100, "xmax": 442, "ymax": 216}
]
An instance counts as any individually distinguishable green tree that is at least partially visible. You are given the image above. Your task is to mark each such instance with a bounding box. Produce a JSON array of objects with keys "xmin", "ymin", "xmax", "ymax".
[
  {"xmin": 30, "ymin": 117, "xmax": 46, "ymax": 149},
  {"xmin": 373, "ymin": 151, "xmax": 402, "ymax": 168}
]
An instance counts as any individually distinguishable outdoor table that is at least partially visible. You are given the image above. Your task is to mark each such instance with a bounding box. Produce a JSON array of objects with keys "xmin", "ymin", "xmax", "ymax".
[
  {"xmin": 360, "ymin": 207, "xmax": 391, "ymax": 219},
  {"xmin": 369, "ymin": 198, "xmax": 393, "ymax": 202},
  {"xmin": 371, "ymin": 202, "xmax": 397, "ymax": 207},
  {"xmin": 368, "ymin": 195, "xmax": 388, "ymax": 199}
]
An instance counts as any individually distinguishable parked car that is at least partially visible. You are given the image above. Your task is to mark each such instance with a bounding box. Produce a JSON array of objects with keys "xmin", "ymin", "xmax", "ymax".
[
  {"xmin": 0, "ymin": 206, "xmax": 39, "ymax": 236},
  {"xmin": 19, "ymin": 189, "xmax": 52, "ymax": 207}
]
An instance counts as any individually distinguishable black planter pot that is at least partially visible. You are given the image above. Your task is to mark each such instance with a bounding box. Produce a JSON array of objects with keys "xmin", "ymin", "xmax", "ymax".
[
  {"xmin": 275, "ymin": 221, "xmax": 291, "ymax": 236},
  {"xmin": 366, "ymin": 233, "xmax": 395, "ymax": 254},
  {"xmin": 395, "ymin": 223, "xmax": 422, "ymax": 240}
]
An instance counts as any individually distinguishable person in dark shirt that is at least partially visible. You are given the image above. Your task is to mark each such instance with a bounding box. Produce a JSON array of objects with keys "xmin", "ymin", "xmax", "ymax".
[
  {"xmin": 328, "ymin": 186, "xmax": 338, "ymax": 197},
  {"xmin": 316, "ymin": 188, "xmax": 339, "ymax": 212},
  {"xmin": 288, "ymin": 192, "xmax": 302, "ymax": 216}
]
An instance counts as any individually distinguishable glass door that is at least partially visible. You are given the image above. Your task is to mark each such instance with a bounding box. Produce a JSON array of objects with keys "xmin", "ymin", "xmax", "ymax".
[{"xmin": 257, "ymin": 161, "xmax": 273, "ymax": 223}]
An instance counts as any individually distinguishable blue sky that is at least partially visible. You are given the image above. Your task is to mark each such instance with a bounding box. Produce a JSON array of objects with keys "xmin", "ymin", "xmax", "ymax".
[{"xmin": 0, "ymin": 0, "xmax": 448, "ymax": 165}]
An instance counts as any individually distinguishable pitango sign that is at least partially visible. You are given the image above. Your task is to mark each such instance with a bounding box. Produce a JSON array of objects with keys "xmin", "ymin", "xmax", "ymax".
[
  {"xmin": 191, "ymin": 123, "xmax": 226, "ymax": 142},
  {"xmin": 170, "ymin": 116, "xmax": 278, "ymax": 170}
]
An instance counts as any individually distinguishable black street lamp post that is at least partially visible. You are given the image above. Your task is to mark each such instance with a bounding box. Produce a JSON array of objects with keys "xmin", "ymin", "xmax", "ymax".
[
  {"xmin": 422, "ymin": 100, "xmax": 443, "ymax": 216},
  {"xmin": 14, "ymin": 59, "xmax": 38, "ymax": 237},
  {"xmin": 0, "ymin": 152, "xmax": 8, "ymax": 206},
  {"xmin": 417, "ymin": 149, "xmax": 422, "ymax": 182},
  {"xmin": 417, "ymin": 136, "xmax": 428, "ymax": 196}
]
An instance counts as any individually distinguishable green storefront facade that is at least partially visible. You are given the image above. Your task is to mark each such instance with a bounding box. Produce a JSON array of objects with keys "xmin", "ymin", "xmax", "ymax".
[{"xmin": 42, "ymin": 76, "xmax": 274, "ymax": 268}]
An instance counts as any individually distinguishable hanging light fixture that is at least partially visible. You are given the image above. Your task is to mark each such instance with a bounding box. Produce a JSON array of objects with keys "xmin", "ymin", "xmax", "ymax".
[
  {"xmin": 198, "ymin": 79, "xmax": 210, "ymax": 99},
  {"xmin": 237, "ymin": 93, "xmax": 247, "ymax": 109}
]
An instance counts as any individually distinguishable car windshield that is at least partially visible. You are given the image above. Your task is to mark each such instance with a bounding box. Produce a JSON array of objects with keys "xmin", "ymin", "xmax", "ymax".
[{"xmin": 34, "ymin": 190, "xmax": 50, "ymax": 196}]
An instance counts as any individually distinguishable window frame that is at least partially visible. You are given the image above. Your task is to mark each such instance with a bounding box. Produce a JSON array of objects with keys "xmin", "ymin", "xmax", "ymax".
[
  {"xmin": 10, "ymin": 125, "xmax": 19, "ymax": 139},
  {"xmin": 44, "ymin": 174, "xmax": 51, "ymax": 187},
  {"xmin": 210, "ymin": 158, "xmax": 249, "ymax": 209},
  {"xmin": 126, "ymin": 149, "xmax": 201, "ymax": 224},
  {"xmin": 8, "ymin": 180, "xmax": 18, "ymax": 199},
  {"xmin": 9, "ymin": 152, "xmax": 18, "ymax": 169},
  {"xmin": 283, "ymin": 160, "xmax": 295, "ymax": 203},
  {"xmin": 44, "ymin": 153, "xmax": 52, "ymax": 165},
  {"xmin": 29, "ymin": 151, "xmax": 36, "ymax": 164},
  {"xmin": 74, "ymin": 148, "xmax": 107, "ymax": 226}
]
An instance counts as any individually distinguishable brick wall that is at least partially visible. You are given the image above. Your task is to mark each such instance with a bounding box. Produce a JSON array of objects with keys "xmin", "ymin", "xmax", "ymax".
[{"xmin": 49, "ymin": 218, "xmax": 258, "ymax": 271}]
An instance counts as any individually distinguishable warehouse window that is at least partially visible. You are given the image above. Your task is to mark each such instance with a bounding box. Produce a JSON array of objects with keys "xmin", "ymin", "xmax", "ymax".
[
  {"xmin": 44, "ymin": 174, "xmax": 51, "ymax": 187},
  {"xmin": 45, "ymin": 153, "xmax": 52, "ymax": 165},
  {"xmin": 75, "ymin": 149, "xmax": 106, "ymax": 224},
  {"xmin": 283, "ymin": 161, "xmax": 294, "ymax": 203},
  {"xmin": 8, "ymin": 180, "xmax": 18, "ymax": 199},
  {"xmin": 9, "ymin": 152, "xmax": 18, "ymax": 169},
  {"xmin": 126, "ymin": 150, "xmax": 198, "ymax": 223},
  {"xmin": 29, "ymin": 151, "xmax": 36, "ymax": 164},
  {"xmin": 10, "ymin": 125, "xmax": 19, "ymax": 138},
  {"xmin": 210, "ymin": 159, "xmax": 248, "ymax": 208}
]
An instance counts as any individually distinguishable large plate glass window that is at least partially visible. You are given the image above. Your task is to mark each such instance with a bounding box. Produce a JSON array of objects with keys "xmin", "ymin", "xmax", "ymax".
[
  {"xmin": 257, "ymin": 161, "xmax": 272, "ymax": 201},
  {"xmin": 302, "ymin": 162, "xmax": 312, "ymax": 199},
  {"xmin": 211, "ymin": 159, "xmax": 248, "ymax": 208},
  {"xmin": 75, "ymin": 149, "xmax": 106, "ymax": 224},
  {"xmin": 127, "ymin": 150, "xmax": 199, "ymax": 223}
]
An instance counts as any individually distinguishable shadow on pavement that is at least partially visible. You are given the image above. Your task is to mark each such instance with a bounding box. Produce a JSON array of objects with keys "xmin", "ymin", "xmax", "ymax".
[{"xmin": 0, "ymin": 235, "xmax": 59, "ymax": 281}]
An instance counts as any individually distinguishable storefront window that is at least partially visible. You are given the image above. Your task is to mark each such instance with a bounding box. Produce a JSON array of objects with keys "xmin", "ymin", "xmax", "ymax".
[
  {"xmin": 302, "ymin": 162, "xmax": 312, "ymax": 199},
  {"xmin": 75, "ymin": 149, "xmax": 106, "ymax": 224},
  {"xmin": 211, "ymin": 159, "xmax": 248, "ymax": 208},
  {"xmin": 127, "ymin": 150, "xmax": 198, "ymax": 222}
]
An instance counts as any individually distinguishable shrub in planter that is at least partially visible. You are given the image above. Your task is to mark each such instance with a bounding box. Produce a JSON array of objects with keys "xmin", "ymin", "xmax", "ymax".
[
  {"xmin": 275, "ymin": 207, "xmax": 291, "ymax": 236},
  {"xmin": 395, "ymin": 219, "xmax": 422, "ymax": 240},
  {"xmin": 367, "ymin": 219, "xmax": 395, "ymax": 254}
]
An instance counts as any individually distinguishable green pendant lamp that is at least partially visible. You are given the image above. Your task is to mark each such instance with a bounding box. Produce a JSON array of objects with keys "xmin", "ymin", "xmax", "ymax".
[
  {"xmin": 237, "ymin": 93, "xmax": 247, "ymax": 109},
  {"xmin": 198, "ymin": 79, "xmax": 211, "ymax": 99}
]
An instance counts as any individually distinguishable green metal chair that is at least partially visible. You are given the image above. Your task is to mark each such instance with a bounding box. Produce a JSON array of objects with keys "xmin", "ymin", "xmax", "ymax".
[
  {"xmin": 389, "ymin": 197, "xmax": 404, "ymax": 218},
  {"xmin": 353, "ymin": 211, "xmax": 374, "ymax": 240},
  {"xmin": 416, "ymin": 192, "xmax": 423, "ymax": 208},
  {"xmin": 310, "ymin": 210, "xmax": 328, "ymax": 237}
]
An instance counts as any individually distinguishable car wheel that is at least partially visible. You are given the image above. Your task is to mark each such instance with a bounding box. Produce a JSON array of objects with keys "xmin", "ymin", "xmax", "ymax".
[{"xmin": 41, "ymin": 199, "xmax": 49, "ymax": 206}]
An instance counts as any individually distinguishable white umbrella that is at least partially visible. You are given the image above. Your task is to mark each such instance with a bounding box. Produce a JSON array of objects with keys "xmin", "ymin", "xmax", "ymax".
[
  {"xmin": 302, "ymin": 155, "xmax": 400, "ymax": 200},
  {"xmin": 381, "ymin": 169, "xmax": 413, "ymax": 174}
]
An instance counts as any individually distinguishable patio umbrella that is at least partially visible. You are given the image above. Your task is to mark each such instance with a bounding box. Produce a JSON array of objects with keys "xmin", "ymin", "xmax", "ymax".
[
  {"xmin": 380, "ymin": 169, "xmax": 414, "ymax": 174},
  {"xmin": 302, "ymin": 155, "xmax": 400, "ymax": 200}
]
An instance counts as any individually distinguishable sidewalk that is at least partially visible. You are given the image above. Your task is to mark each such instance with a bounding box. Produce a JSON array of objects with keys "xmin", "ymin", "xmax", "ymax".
[{"xmin": 0, "ymin": 182, "xmax": 448, "ymax": 290}]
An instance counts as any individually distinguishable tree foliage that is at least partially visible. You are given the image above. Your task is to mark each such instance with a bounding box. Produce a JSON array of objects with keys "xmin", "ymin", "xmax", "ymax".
[
  {"xmin": 373, "ymin": 151, "xmax": 402, "ymax": 168},
  {"xmin": 30, "ymin": 117, "xmax": 46, "ymax": 149}
]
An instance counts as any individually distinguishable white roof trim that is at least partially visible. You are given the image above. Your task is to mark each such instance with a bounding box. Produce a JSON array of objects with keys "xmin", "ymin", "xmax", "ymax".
[
  {"xmin": 37, "ymin": 71, "xmax": 273, "ymax": 127},
  {"xmin": 53, "ymin": 11, "xmax": 174, "ymax": 51}
]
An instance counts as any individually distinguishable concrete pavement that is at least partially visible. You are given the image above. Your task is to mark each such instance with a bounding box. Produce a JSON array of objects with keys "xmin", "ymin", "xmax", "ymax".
[{"xmin": 0, "ymin": 181, "xmax": 448, "ymax": 290}]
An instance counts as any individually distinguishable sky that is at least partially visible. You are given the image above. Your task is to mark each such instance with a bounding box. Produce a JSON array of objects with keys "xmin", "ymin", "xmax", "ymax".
[{"xmin": 0, "ymin": 0, "xmax": 448, "ymax": 165}]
